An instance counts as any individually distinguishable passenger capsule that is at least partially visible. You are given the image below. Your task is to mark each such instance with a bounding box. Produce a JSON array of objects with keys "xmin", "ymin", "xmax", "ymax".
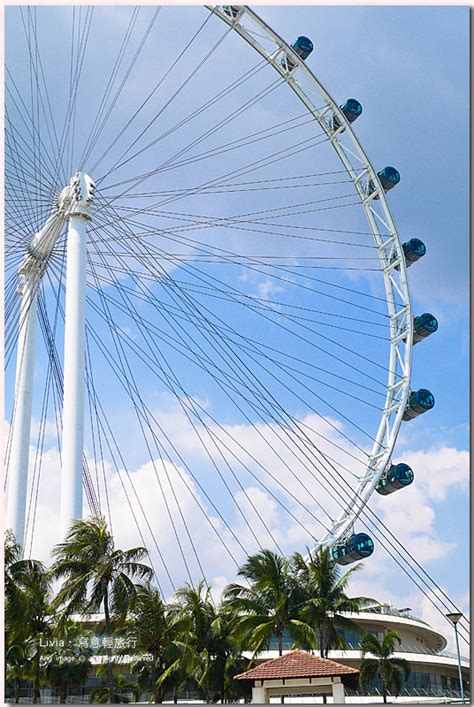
[
  {"xmin": 333, "ymin": 99, "xmax": 363, "ymax": 131},
  {"xmin": 280, "ymin": 36, "xmax": 313, "ymax": 71},
  {"xmin": 332, "ymin": 532, "xmax": 374, "ymax": 566},
  {"xmin": 403, "ymin": 238, "xmax": 426, "ymax": 266},
  {"xmin": 413, "ymin": 313, "xmax": 438, "ymax": 344},
  {"xmin": 403, "ymin": 389, "xmax": 435, "ymax": 421},
  {"xmin": 376, "ymin": 463, "xmax": 414, "ymax": 496},
  {"xmin": 368, "ymin": 166, "xmax": 400, "ymax": 199},
  {"xmin": 222, "ymin": 5, "xmax": 242, "ymax": 19}
]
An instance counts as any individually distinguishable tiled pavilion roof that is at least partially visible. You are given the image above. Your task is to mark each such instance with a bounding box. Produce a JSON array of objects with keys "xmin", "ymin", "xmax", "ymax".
[{"xmin": 234, "ymin": 650, "xmax": 359, "ymax": 681}]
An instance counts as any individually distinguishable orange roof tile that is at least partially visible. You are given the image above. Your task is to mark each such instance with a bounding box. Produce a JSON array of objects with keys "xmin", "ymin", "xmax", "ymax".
[{"xmin": 234, "ymin": 650, "xmax": 359, "ymax": 681}]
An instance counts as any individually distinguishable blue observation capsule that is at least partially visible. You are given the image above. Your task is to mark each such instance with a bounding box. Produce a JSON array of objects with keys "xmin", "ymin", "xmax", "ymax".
[
  {"xmin": 222, "ymin": 5, "xmax": 242, "ymax": 19},
  {"xmin": 280, "ymin": 36, "xmax": 314, "ymax": 71},
  {"xmin": 402, "ymin": 238, "xmax": 426, "ymax": 266},
  {"xmin": 341, "ymin": 98, "xmax": 363, "ymax": 123},
  {"xmin": 403, "ymin": 389, "xmax": 435, "ymax": 421},
  {"xmin": 291, "ymin": 36, "xmax": 314, "ymax": 59},
  {"xmin": 378, "ymin": 166, "xmax": 401, "ymax": 191},
  {"xmin": 375, "ymin": 463, "xmax": 414, "ymax": 496},
  {"xmin": 368, "ymin": 166, "xmax": 400, "ymax": 199},
  {"xmin": 331, "ymin": 532, "xmax": 374, "ymax": 566},
  {"xmin": 413, "ymin": 313, "xmax": 438, "ymax": 344},
  {"xmin": 333, "ymin": 99, "xmax": 363, "ymax": 131}
]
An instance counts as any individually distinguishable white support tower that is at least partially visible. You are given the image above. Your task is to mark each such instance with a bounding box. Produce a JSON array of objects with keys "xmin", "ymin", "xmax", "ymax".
[
  {"xmin": 6, "ymin": 173, "xmax": 94, "ymax": 551},
  {"xmin": 6, "ymin": 270, "xmax": 38, "ymax": 545},
  {"xmin": 60, "ymin": 173, "xmax": 95, "ymax": 538}
]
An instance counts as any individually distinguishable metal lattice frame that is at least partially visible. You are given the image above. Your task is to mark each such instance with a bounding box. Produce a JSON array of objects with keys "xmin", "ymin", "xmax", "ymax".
[{"xmin": 209, "ymin": 5, "xmax": 414, "ymax": 550}]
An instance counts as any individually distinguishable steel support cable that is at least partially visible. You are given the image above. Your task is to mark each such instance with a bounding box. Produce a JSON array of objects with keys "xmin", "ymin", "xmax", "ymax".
[
  {"xmin": 86, "ymin": 276, "xmax": 365, "ymax": 492},
  {"xmin": 80, "ymin": 267, "xmax": 369, "ymax": 479},
  {"xmin": 89, "ymin": 212, "xmax": 380, "ymax": 460},
  {"xmin": 20, "ymin": 6, "xmax": 66, "ymax": 186},
  {"xmin": 4, "ymin": 130, "xmax": 44, "ymax": 233},
  {"xmin": 78, "ymin": 7, "xmax": 142, "ymax": 167},
  {"xmin": 84, "ymin": 262, "xmax": 390, "ymax": 352},
  {"xmin": 78, "ymin": 260, "xmax": 378, "ymax": 458},
  {"xmin": 19, "ymin": 5, "xmax": 64, "ymax": 191},
  {"xmin": 100, "ymin": 110, "xmax": 332, "ymax": 197},
  {"xmin": 85, "ymin": 259, "xmax": 388, "ymax": 418},
  {"xmin": 5, "ymin": 69, "xmax": 64, "ymax": 189},
  {"xmin": 79, "ymin": 7, "xmax": 163, "ymax": 170},
  {"xmin": 37, "ymin": 298, "xmax": 100, "ymax": 518},
  {"xmin": 97, "ymin": 110, "xmax": 333, "ymax": 199},
  {"xmin": 78, "ymin": 287, "xmax": 327, "ymax": 544},
  {"xmin": 95, "ymin": 221, "xmax": 371, "ymax": 505},
  {"xmin": 90, "ymin": 204, "xmax": 392, "ymax": 318},
  {"xmin": 85, "ymin": 339, "xmax": 102, "ymax": 514},
  {"xmin": 25, "ymin": 6, "xmax": 40, "ymax": 206},
  {"xmin": 37, "ymin": 272, "xmax": 101, "ymax": 518},
  {"xmin": 4, "ymin": 109, "xmax": 60, "ymax": 196},
  {"xmin": 86, "ymin": 255, "xmax": 204, "ymax": 589},
  {"xmin": 54, "ymin": 6, "xmax": 94, "ymax": 183},
  {"xmin": 90, "ymin": 198, "xmax": 379, "ymax": 255},
  {"xmin": 101, "ymin": 179, "xmax": 355, "ymax": 198},
  {"xmin": 24, "ymin": 341, "xmax": 52, "ymax": 556},
  {"xmin": 90, "ymin": 214, "xmax": 392, "ymax": 393},
  {"xmin": 79, "ymin": 319, "xmax": 250, "ymax": 571},
  {"xmin": 96, "ymin": 118, "xmax": 327, "ymax": 201},
  {"xmin": 38, "ymin": 271, "xmax": 168, "ymax": 593},
  {"xmin": 84, "ymin": 271, "xmax": 278, "ymax": 566},
  {"xmin": 86, "ymin": 246, "xmax": 290, "ymax": 556},
  {"xmin": 99, "ymin": 74, "xmax": 303, "ymax": 188},
  {"xmin": 89, "ymin": 8, "xmax": 219, "ymax": 176},
  {"xmin": 48, "ymin": 246, "xmax": 305, "ymax": 557},
  {"xmin": 95, "ymin": 49, "xmax": 278, "ymax": 185}
]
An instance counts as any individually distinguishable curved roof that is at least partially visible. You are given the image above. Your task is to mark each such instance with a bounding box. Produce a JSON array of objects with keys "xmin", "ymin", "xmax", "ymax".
[{"xmin": 235, "ymin": 650, "xmax": 359, "ymax": 681}]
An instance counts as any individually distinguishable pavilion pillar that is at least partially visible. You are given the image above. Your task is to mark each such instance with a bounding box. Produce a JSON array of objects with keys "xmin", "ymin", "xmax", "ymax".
[
  {"xmin": 252, "ymin": 685, "xmax": 269, "ymax": 703},
  {"xmin": 332, "ymin": 679, "xmax": 345, "ymax": 704}
]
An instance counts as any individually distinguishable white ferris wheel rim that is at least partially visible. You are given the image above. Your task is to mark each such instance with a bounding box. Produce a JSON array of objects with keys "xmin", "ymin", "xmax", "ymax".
[{"xmin": 208, "ymin": 4, "xmax": 414, "ymax": 550}]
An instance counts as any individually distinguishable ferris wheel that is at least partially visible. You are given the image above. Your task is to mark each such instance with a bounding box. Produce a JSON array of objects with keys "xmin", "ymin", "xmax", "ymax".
[{"xmin": 5, "ymin": 5, "xmax": 439, "ymax": 585}]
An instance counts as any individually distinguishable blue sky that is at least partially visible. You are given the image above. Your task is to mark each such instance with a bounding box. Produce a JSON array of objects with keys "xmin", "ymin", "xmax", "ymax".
[{"xmin": 4, "ymin": 5, "xmax": 469, "ymax": 648}]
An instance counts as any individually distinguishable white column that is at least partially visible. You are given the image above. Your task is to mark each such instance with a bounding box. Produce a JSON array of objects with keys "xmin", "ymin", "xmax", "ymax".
[
  {"xmin": 252, "ymin": 685, "xmax": 268, "ymax": 703},
  {"xmin": 60, "ymin": 213, "xmax": 87, "ymax": 537},
  {"xmin": 6, "ymin": 277, "xmax": 37, "ymax": 549},
  {"xmin": 332, "ymin": 680, "xmax": 345, "ymax": 704}
]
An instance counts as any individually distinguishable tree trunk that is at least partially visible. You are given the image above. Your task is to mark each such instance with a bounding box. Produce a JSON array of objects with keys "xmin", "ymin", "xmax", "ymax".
[
  {"xmin": 151, "ymin": 657, "xmax": 158, "ymax": 704},
  {"xmin": 60, "ymin": 686, "xmax": 67, "ymax": 704},
  {"xmin": 277, "ymin": 632, "xmax": 283, "ymax": 657},
  {"xmin": 14, "ymin": 679, "xmax": 19, "ymax": 704},
  {"xmin": 103, "ymin": 586, "xmax": 115, "ymax": 704},
  {"xmin": 173, "ymin": 686, "xmax": 178, "ymax": 704},
  {"xmin": 33, "ymin": 652, "xmax": 41, "ymax": 704}
]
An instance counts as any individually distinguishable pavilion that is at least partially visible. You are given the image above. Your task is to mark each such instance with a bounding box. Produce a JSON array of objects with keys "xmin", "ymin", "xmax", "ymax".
[{"xmin": 234, "ymin": 650, "xmax": 360, "ymax": 703}]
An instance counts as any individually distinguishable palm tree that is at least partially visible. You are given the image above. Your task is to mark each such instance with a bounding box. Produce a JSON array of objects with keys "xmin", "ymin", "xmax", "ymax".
[
  {"xmin": 171, "ymin": 581, "xmax": 248, "ymax": 702},
  {"xmin": 50, "ymin": 516, "xmax": 153, "ymax": 704},
  {"xmin": 19, "ymin": 560, "xmax": 53, "ymax": 703},
  {"xmin": 6, "ymin": 643, "xmax": 32, "ymax": 704},
  {"xmin": 293, "ymin": 547, "xmax": 374, "ymax": 658},
  {"xmin": 89, "ymin": 668, "xmax": 134, "ymax": 704},
  {"xmin": 44, "ymin": 620, "xmax": 93, "ymax": 703},
  {"xmin": 224, "ymin": 550, "xmax": 317, "ymax": 657},
  {"xmin": 359, "ymin": 630, "xmax": 411, "ymax": 702},
  {"xmin": 4, "ymin": 530, "xmax": 44, "ymax": 645},
  {"xmin": 120, "ymin": 584, "xmax": 193, "ymax": 703}
]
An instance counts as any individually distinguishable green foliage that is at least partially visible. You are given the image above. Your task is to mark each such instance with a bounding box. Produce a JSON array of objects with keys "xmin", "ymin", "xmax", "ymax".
[
  {"xmin": 5, "ymin": 521, "xmax": 374, "ymax": 704},
  {"xmin": 293, "ymin": 546, "xmax": 375, "ymax": 658},
  {"xmin": 359, "ymin": 629, "xmax": 411, "ymax": 702},
  {"xmin": 224, "ymin": 549, "xmax": 317, "ymax": 657}
]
